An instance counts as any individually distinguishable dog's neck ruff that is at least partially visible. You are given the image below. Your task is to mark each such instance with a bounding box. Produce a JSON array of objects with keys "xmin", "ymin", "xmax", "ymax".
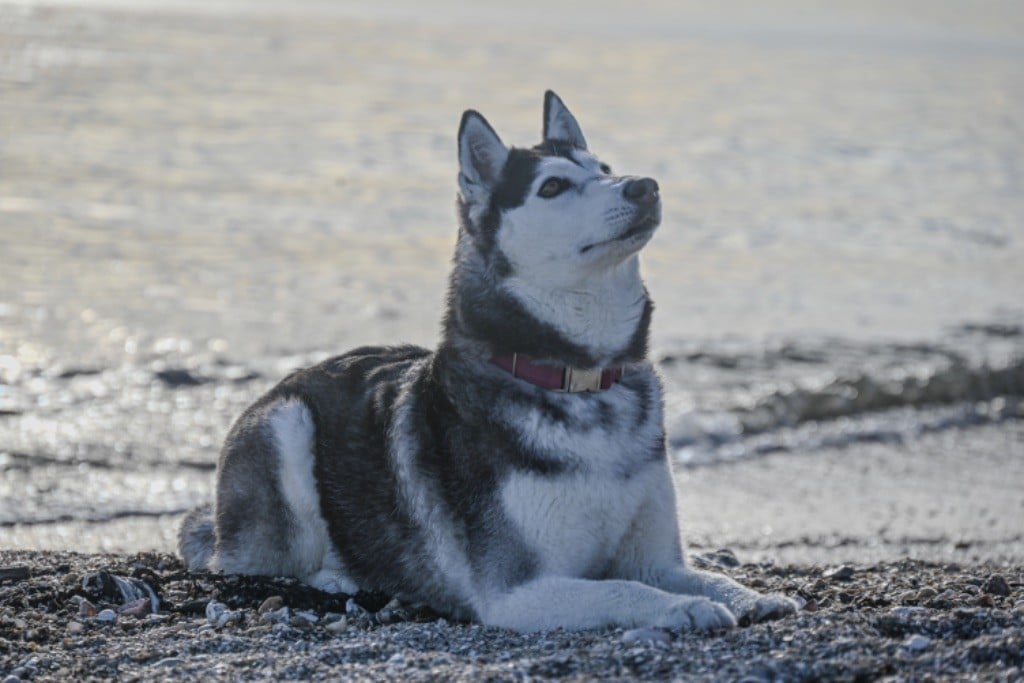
[{"xmin": 490, "ymin": 353, "xmax": 623, "ymax": 393}]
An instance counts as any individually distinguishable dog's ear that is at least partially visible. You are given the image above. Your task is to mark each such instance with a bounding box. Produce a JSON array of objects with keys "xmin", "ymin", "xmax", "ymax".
[
  {"xmin": 458, "ymin": 110, "xmax": 508, "ymax": 203},
  {"xmin": 543, "ymin": 90, "xmax": 587, "ymax": 150}
]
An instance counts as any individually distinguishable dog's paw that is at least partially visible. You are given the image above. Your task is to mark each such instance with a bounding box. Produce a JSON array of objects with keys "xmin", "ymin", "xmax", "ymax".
[
  {"xmin": 738, "ymin": 593, "xmax": 799, "ymax": 626},
  {"xmin": 655, "ymin": 596, "xmax": 737, "ymax": 632}
]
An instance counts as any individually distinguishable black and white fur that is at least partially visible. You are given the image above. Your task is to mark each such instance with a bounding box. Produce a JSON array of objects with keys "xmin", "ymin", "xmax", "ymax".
[{"xmin": 179, "ymin": 91, "xmax": 798, "ymax": 632}]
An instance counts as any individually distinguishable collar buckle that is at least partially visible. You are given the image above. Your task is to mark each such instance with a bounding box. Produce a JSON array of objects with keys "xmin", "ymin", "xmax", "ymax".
[{"xmin": 562, "ymin": 366, "xmax": 603, "ymax": 393}]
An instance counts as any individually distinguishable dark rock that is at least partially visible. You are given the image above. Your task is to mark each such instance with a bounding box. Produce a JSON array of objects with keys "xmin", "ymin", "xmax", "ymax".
[
  {"xmin": 0, "ymin": 566, "xmax": 30, "ymax": 583},
  {"xmin": 118, "ymin": 598, "xmax": 152, "ymax": 618},
  {"xmin": 981, "ymin": 574, "xmax": 1011, "ymax": 597},
  {"xmin": 824, "ymin": 565, "xmax": 856, "ymax": 581},
  {"xmin": 80, "ymin": 571, "xmax": 160, "ymax": 614},
  {"xmin": 153, "ymin": 368, "xmax": 206, "ymax": 386}
]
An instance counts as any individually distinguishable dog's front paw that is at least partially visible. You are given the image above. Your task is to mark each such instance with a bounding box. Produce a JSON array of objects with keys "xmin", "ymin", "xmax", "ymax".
[
  {"xmin": 655, "ymin": 596, "xmax": 737, "ymax": 632},
  {"xmin": 738, "ymin": 593, "xmax": 799, "ymax": 626}
]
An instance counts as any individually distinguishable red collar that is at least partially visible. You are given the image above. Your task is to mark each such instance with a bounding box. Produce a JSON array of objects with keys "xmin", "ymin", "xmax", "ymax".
[{"xmin": 490, "ymin": 353, "xmax": 623, "ymax": 393}]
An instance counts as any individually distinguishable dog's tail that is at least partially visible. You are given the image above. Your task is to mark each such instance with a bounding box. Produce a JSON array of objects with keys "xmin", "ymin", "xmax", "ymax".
[{"xmin": 178, "ymin": 503, "xmax": 215, "ymax": 571}]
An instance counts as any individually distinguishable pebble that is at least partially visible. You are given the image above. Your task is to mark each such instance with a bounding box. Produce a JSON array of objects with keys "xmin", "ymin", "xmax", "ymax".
[
  {"xmin": 377, "ymin": 598, "xmax": 410, "ymax": 625},
  {"xmin": 3, "ymin": 675, "xmax": 22, "ymax": 683},
  {"xmin": 153, "ymin": 367, "xmax": 205, "ymax": 386},
  {"xmin": 96, "ymin": 609, "xmax": 117, "ymax": 623},
  {"xmin": 258, "ymin": 596, "xmax": 284, "ymax": 614},
  {"xmin": 293, "ymin": 609, "xmax": 319, "ymax": 624},
  {"xmin": 824, "ymin": 566, "xmax": 856, "ymax": 581},
  {"xmin": 66, "ymin": 621, "xmax": 85, "ymax": 635},
  {"xmin": 205, "ymin": 600, "xmax": 227, "ymax": 624},
  {"xmin": 902, "ymin": 634, "xmax": 931, "ymax": 652},
  {"xmin": 260, "ymin": 606, "xmax": 291, "ymax": 624},
  {"xmin": 0, "ymin": 566, "xmax": 30, "ymax": 582},
  {"xmin": 886, "ymin": 606, "xmax": 931, "ymax": 625},
  {"xmin": 77, "ymin": 598, "xmax": 97, "ymax": 618},
  {"xmin": 981, "ymin": 574, "xmax": 1011, "ymax": 597},
  {"xmin": 118, "ymin": 598, "xmax": 151, "ymax": 618},
  {"xmin": 915, "ymin": 587, "xmax": 938, "ymax": 600},
  {"xmin": 345, "ymin": 598, "xmax": 366, "ymax": 616},
  {"xmin": 621, "ymin": 628, "xmax": 671, "ymax": 645},
  {"xmin": 204, "ymin": 600, "xmax": 242, "ymax": 628},
  {"xmin": 324, "ymin": 616, "xmax": 348, "ymax": 633}
]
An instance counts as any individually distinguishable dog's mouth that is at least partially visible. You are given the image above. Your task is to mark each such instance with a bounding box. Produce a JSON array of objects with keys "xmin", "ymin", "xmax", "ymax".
[{"xmin": 579, "ymin": 207, "xmax": 661, "ymax": 255}]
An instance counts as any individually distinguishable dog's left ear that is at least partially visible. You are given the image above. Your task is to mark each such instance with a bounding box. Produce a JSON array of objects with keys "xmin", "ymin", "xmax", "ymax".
[{"xmin": 543, "ymin": 90, "xmax": 587, "ymax": 150}]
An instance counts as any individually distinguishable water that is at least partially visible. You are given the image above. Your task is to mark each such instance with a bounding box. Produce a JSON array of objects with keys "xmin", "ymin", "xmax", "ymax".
[{"xmin": 0, "ymin": 1, "xmax": 1022, "ymax": 552}]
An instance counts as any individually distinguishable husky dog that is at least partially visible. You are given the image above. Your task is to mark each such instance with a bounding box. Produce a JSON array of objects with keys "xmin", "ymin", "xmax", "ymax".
[{"xmin": 179, "ymin": 91, "xmax": 798, "ymax": 632}]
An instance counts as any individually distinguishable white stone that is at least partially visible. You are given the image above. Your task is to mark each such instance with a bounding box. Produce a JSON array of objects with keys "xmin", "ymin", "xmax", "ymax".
[{"xmin": 902, "ymin": 634, "xmax": 931, "ymax": 652}]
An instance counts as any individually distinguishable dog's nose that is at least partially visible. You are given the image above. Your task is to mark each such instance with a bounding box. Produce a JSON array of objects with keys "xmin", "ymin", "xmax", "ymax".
[{"xmin": 623, "ymin": 177, "xmax": 659, "ymax": 205}]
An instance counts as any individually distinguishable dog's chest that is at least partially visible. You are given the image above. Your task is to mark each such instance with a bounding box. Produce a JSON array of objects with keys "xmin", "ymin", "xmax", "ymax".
[
  {"xmin": 493, "ymin": 383, "xmax": 664, "ymax": 577},
  {"xmin": 499, "ymin": 465, "xmax": 658, "ymax": 577}
]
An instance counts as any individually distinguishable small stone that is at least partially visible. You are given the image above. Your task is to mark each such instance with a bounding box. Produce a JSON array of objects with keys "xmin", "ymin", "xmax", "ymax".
[
  {"xmin": 217, "ymin": 610, "xmax": 243, "ymax": 628},
  {"xmin": 77, "ymin": 598, "xmax": 98, "ymax": 618},
  {"xmin": 345, "ymin": 598, "xmax": 366, "ymax": 616},
  {"xmin": 377, "ymin": 598, "xmax": 410, "ymax": 625},
  {"xmin": 258, "ymin": 596, "xmax": 284, "ymax": 614},
  {"xmin": 260, "ymin": 606, "xmax": 290, "ymax": 624},
  {"xmin": 66, "ymin": 621, "xmax": 85, "ymax": 635},
  {"xmin": 118, "ymin": 598, "xmax": 151, "ymax": 618},
  {"xmin": 709, "ymin": 548, "xmax": 740, "ymax": 567},
  {"xmin": 915, "ymin": 587, "xmax": 938, "ymax": 600},
  {"xmin": 2, "ymin": 676, "xmax": 21, "ymax": 683},
  {"xmin": 981, "ymin": 574, "xmax": 1011, "ymax": 597},
  {"xmin": 154, "ymin": 367, "xmax": 205, "ymax": 386},
  {"xmin": 902, "ymin": 634, "xmax": 931, "ymax": 652},
  {"xmin": 96, "ymin": 609, "xmax": 117, "ymax": 623},
  {"xmin": 204, "ymin": 600, "xmax": 241, "ymax": 628},
  {"xmin": 824, "ymin": 566, "xmax": 855, "ymax": 581},
  {"xmin": 975, "ymin": 594, "xmax": 995, "ymax": 607},
  {"xmin": 293, "ymin": 609, "xmax": 318, "ymax": 624},
  {"xmin": 621, "ymin": 628, "xmax": 671, "ymax": 645},
  {"xmin": 888, "ymin": 606, "xmax": 929, "ymax": 620},
  {"xmin": 0, "ymin": 566, "xmax": 30, "ymax": 583},
  {"xmin": 324, "ymin": 616, "xmax": 348, "ymax": 632},
  {"xmin": 205, "ymin": 600, "xmax": 227, "ymax": 625}
]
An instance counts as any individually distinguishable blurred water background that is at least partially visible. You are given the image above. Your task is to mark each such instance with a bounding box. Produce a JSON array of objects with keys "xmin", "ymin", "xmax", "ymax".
[{"xmin": 1, "ymin": 0, "xmax": 1022, "ymax": 559}]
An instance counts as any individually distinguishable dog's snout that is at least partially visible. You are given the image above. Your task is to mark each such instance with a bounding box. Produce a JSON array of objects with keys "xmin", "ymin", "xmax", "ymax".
[{"xmin": 623, "ymin": 177, "xmax": 659, "ymax": 205}]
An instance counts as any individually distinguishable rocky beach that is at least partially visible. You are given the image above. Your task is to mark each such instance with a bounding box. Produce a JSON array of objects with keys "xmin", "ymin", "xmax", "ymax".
[{"xmin": 2, "ymin": 0, "xmax": 1023, "ymax": 679}]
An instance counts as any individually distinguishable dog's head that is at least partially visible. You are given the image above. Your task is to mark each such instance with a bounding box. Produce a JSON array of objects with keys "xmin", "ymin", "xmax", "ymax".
[
  {"xmin": 448, "ymin": 91, "xmax": 658, "ymax": 366},
  {"xmin": 457, "ymin": 91, "xmax": 660, "ymax": 286}
]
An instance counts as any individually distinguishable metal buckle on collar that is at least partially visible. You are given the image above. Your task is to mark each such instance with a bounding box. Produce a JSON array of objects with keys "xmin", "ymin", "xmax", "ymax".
[{"xmin": 562, "ymin": 366, "xmax": 603, "ymax": 393}]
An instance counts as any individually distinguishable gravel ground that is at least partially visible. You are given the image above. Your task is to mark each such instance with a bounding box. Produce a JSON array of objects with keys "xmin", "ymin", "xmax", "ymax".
[{"xmin": 1, "ymin": 550, "xmax": 1022, "ymax": 682}]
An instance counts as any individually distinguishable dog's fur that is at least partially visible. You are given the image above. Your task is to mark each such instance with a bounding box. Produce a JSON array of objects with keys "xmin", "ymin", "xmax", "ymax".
[{"xmin": 179, "ymin": 92, "xmax": 797, "ymax": 632}]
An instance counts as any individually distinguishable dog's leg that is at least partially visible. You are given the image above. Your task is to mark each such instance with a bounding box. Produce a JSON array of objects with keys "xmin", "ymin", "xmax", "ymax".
[
  {"xmin": 610, "ymin": 463, "xmax": 798, "ymax": 624},
  {"xmin": 477, "ymin": 576, "xmax": 736, "ymax": 633}
]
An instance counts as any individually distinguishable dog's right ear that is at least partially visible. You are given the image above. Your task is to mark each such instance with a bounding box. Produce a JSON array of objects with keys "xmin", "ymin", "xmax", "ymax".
[{"xmin": 458, "ymin": 110, "xmax": 508, "ymax": 204}]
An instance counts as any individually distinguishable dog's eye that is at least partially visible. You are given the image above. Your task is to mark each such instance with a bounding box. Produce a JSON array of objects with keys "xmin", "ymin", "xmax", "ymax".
[
  {"xmin": 538, "ymin": 177, "xmax": 569, "ymax": 199},
  {"xmin": 599, "ymin": 164, "xmax": 612, "ymax": 175}
]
